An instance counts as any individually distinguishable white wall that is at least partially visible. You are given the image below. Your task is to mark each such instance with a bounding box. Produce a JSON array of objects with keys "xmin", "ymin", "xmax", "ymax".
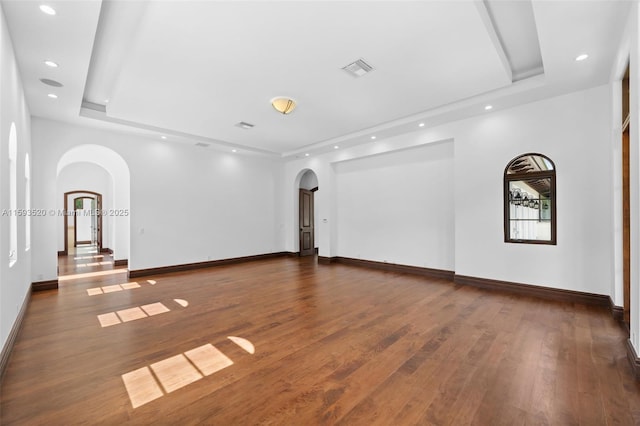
[
  {"xmin": 453, "ymin": 85, "xmax": 612, "ymax": 296},
  {"xmin": 57, "ymin": 162, "xmax": 113, "ymax": 251},
  {"xmin": 624, "ymin": 2, "xmax": 640, "ymax": 351},
  {"xmin": 0, "ymin": 3, "xmax": 32, "ymax": 354},
  {"xmin": 334, "ymin": 141, "xmax": 455, "ymax": 270},
  {"xmin": 283, "ymin": 83, "xmax": 613, "ymax": 299},
  {"xmin": 31, "ymin": 118, "xmax": 283, "ymax": 280}
]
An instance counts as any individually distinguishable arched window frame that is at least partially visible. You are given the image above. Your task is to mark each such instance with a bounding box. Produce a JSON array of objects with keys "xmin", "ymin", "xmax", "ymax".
[
  {"xmin": 504, "ymin": 153, "xmax": 557, "ymax": 245},
  {"xmin": 25, "ymin": 153, "xmax": 30, "ymax": 251},
  {"xmin": 9, "ymin": 123, "xmax": 17, "ymax": 266}
]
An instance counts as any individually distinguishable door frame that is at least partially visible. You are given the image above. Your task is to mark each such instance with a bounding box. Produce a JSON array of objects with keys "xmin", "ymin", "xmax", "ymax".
[
  {"xmin": 299, "ymin": 187, "xmax": 317, "ymax": 256},
  {"xmin": 63, "ymin": 190, "xmax": 103, "ymax": 255}
]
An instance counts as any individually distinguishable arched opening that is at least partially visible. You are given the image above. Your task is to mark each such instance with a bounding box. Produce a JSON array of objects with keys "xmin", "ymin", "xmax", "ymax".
[
  {"xmin": 56, "ymin": 145, "xmax": 130, "ymax": 272},
  {"xmin": 24, "ymin": 153, "xmax": 30, "ymax": 251},
  {"xmin": 295, "ymin": 169, "xmax": 318, "ymax": 256},
  {"xmin": 8, "ymin": 123, "xmax": 17, "ymax": 266}
]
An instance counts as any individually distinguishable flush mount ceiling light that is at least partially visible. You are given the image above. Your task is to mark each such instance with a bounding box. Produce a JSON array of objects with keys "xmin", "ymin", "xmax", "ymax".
[
  {"xmin": 419, "ymin": 123, "xmax": 425, "ymax": 127},
  {"xmin": 44, "ymin": 60, "xmax": 58, "ymax": 68},
  {"xmin": 47, "ymin": 93, "xmax": 57, "ymax": 99},
  {"xmin": 39, "ymin": 5, "xmax": 56, "ymax": 15},
  {"xmin": 271, "ymin": 97, "xmax": 297, "ymax": 115},
  {"xmin": 575, "ymin": 53, "xmax": 589, "ymax": 61},
  {"xmin": 485, "ymin": 105, "xmax": 493, "ymax": 110}
]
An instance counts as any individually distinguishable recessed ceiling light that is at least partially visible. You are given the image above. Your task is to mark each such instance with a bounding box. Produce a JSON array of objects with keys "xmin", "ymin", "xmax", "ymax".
[
  {"xmin": 575, "ymin": 54, "xmax": 589, "ymax": 62},
  {"xmin": 39, "ymin": 5, "xmax": 56, "ymax": 15},
  {"xmin": 334, "ymin": 145, "xmax": 339, "ymax": 149},
  {"xmin": 232, "ymin": 149, "xmax": 237, "ymax": 153},
  {"xmin": 104, "ymin": 99, "xmax": 109, "ymax": 103},
  {"xmin": 371, "ymin": 136, "xmax": 376, "ymax": 140},
  {"xmin": 44, "ymin": 60, "xmax": 58, "ymax": 68},
  {"xmin": 485, "ymin": 105, "xmax": 493, "ymax": 110},
  {"xmin": 47, "ymin": 93, "xmax": 57, "ymax": 99},
  {"xmin": 305, "ymin": 153, "xmax": 310, "ymax": 157},
  {"xmin": 418, "ymin": 123, "xmax": 425, "ymax": 127},
  {"xmin": 160, "ymin": 136, "xmax": 167, "ymax": 140}
]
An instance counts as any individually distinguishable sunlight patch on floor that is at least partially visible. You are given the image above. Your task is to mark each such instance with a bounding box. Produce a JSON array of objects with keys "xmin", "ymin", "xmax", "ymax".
[
  {"xmin": 121, "ymin": 367, "xmax": 164, "ymax": 408},
  {"xmin": 60, "ymin": 269, "xmax": 127, "ymax": 281},
  {"xmin": 122, "ymin": 342, "xmax": 242, "ymax": 408},
  {"xmin": 174, "ymin": 299, "xmax": 188, "ymax": 307},
  {"xmin": 87, "ymin": 282, "xmax": 141, "ymax": 296},
  {"xmin": 228, "ymin": 336, "xmax": 255, "ymax": 354},
  {"xmin": 74, "ymin": 255, "xmax": 105, "ymax": 260},
  {"xmin": 97, "ymin": 302, "xmax": 171, "ymax": 327}
]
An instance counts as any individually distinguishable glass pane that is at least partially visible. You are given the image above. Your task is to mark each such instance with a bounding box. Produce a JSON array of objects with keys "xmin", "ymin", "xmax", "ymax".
[
  {"xmin": 506, "ymin": 154, "xmax": 554, "ymax": 174},
  {"xmin": 508, "ymin": 179, "xmax": 552, "ymax": 241}
]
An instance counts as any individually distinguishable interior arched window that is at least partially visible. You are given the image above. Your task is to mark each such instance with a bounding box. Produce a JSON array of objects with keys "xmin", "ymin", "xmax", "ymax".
[
  {"xmin": 25, "ymin": 153, "xmax": 30, "ymax": 251},
  {"xmin": 9, "ymin": 123, "xmax": 17, "ymax": 265},
  {"xmin": 504, "ymin": 153, "xmax": 556, "ymax": 245}
]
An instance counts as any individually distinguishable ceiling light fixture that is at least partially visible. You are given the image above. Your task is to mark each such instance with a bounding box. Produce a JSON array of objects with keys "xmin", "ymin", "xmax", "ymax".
[
  {"xmin": 39, "ymin": 5, "xmax": 56, "ymax": 15},
  {"xmin": 44, "ymin": 60, "xmax": 58, "ymax": 68},
  {"xmin": 232, "ymin": 149, "xmax": 237, "ymax": 153},
  {"xmin": 160, "ymin": 136, "xmax": 167, "ymax": 140},
  {"xmin": 575, "ymin": 54, "xmax": 589, "ymax": 61},
  {"xmin": 334, "ymin": 145, "xmax": 339, "ymax": 149},
  {"xmin": 271, "ymin": 97, "xmax": 297, "ymax": 115},
  {"xmin": 485, "ymin": 105, "xmax": 493, "ymax": 110},
  {"xmin": 419, "ymin": 123, "xmax": 425, "ymax": 127},
  {"xmin": 305, "ymin": 153, "xmax": 310, "ymax": 157},
  {"xmin": 371, "ymin": 136, "xmax": 376, "ymax": 140},
  {"xmin": 47, "ymin": 93, "xmax": 57, "ymax": 99}
]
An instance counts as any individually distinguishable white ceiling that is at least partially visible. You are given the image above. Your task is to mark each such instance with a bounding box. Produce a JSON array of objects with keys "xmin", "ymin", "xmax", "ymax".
[{"xmin": 0, "ymin": 0, "xmax": 632, "ymax": 158}]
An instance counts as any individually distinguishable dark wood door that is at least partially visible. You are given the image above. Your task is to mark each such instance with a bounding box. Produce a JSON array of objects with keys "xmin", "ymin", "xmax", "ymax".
[{"xmin": 299, "ymin": 189, "xmax": 315, "ymax": 256}]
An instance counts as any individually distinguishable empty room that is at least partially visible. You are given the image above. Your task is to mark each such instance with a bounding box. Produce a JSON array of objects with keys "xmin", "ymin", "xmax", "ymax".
[{"xmin": 1, "ymin": 0, "xmax": 640, "ymax": 424}]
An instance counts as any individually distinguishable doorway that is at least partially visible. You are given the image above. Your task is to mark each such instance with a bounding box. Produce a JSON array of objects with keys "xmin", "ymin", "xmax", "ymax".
[
  {"xmin": 63, "ymin": 190, "xmax": 103, "ymax": 256},
  {"xmin": 298, "ymin": 170, "xmax": 318, "ymax": 257}
]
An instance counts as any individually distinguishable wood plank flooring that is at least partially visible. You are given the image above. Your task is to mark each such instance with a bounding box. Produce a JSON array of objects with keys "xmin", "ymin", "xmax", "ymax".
[{"xmin": 1, "ymin": 255, "xmax": 639, "ymax": 424}]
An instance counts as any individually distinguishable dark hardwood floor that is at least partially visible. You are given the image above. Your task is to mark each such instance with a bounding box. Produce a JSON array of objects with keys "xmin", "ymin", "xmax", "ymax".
[{"xmin": 1, "ymin": 254, "xmax": 639, "ymax": 424}]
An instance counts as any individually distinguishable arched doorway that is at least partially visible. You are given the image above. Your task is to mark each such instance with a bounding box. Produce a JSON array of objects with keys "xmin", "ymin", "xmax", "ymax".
[
  {"xmin": 296, "ymin": 169, "xmax": 318, "ymax": 256},
  {"xmin": 62, "ymin": 190, "xmax": 103, "ymax": 255},
  {"xmin": 56, "ymin": 145, "xmax": 130, "ymax": 265}
]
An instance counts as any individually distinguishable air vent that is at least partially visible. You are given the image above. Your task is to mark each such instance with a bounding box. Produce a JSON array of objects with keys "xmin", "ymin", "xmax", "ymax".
[
  {"xmin": 342, "ymin": 58, "xmax": 374, "ymax": 77},
  {"xmin": 40, "ymin": 78, "xmax": 63, "ymax": 87},
  {"xmin": 195, "ymin": 142, "xmax": 209, "ymax": 148},
  {"xmin": 235, "ymin": 121, "xmax": 255, "ymax": 129}
]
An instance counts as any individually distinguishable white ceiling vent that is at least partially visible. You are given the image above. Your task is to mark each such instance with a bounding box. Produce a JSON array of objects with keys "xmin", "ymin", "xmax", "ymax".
[
  {"xmin": 342, "ymin": 58, "xmax": 374, "ymax": 77},
  {"xmin": 195, "ymin": 142, "xmax": 209, "ymax": 147},
  {"xmin": 235, "ymin": 121, "xmax": 255, "ymax": 129}
]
